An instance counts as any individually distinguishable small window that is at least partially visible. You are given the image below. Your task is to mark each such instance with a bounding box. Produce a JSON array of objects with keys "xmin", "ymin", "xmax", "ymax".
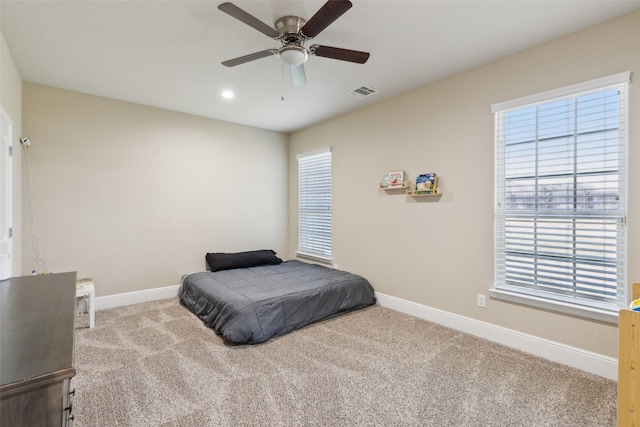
[
  {"xmin": 492, "ymin": 73, "xmax": 629, "ymax": 320},
  {"xmin": 297, "ymin": 148, "xmax": 332, "ymax": 262}
]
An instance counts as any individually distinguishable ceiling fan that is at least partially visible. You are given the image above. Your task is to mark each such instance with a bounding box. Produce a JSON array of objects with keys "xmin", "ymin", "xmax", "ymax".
[{"xmin": 218, "ymin": 0, "xmax": 370, "ymax": 87}]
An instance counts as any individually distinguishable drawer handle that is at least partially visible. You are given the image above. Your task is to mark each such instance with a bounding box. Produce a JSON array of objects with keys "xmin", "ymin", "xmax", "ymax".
[{"xmin": 69, "ymin": 388, "xmax": 76, "ymax": 397}]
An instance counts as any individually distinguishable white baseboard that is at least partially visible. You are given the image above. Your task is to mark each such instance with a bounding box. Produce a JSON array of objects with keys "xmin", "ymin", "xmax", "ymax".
[
  {"xmin": 93, "ymin": 285, "xmax": 617, "ymax": 380},
  {"xmin": 375, "ymin": 292, "xmax": 617, "ymax": 381},
  {"xmin": 95, "ymin": 284, "xmax": 181, "ymax": 311}
]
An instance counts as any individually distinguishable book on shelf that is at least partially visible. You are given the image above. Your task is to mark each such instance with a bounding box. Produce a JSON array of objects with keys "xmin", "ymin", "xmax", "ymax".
[
  {"xmin": 415, "ymin": 173, "xmax": 437, "ymax": 193},
  {"xmin": 387, "ymin": 170, "xmax": 406, "ymax": 188}
]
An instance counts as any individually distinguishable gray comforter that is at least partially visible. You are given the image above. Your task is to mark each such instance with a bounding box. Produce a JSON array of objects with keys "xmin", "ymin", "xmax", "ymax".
[{"xmin": 179, "ymin": 260, "xmax": 376, "ymax": 344}]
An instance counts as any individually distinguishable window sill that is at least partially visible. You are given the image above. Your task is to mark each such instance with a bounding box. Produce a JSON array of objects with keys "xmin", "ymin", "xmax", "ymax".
[
  {"xmin": 295, "ymin": 252, "xmax": 333, "ymax": 265},
  {"xmin": 489, "ymin": 288, "xmax": 619, "ymax": 325}
]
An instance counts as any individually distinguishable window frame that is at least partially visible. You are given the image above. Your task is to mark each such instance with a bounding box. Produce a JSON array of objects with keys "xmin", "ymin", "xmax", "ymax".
[
  {"xmin": 490, "ymin": 72, "xmax": 630, "ymax": 324},
  {"xmin": 296, "ymin": 147, "xmax": 332, "ymax": 263}
]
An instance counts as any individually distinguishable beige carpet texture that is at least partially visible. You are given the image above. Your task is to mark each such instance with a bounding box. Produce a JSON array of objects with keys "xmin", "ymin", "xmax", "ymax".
[{"xmin": 73, "ymin": 298, "xmax": 617, "ymax": 426}]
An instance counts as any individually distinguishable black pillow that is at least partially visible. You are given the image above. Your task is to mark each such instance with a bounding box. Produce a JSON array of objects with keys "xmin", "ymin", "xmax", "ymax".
[{"xmin": 206, "ymin": 250, "xmax": 283, "ymax": 272}]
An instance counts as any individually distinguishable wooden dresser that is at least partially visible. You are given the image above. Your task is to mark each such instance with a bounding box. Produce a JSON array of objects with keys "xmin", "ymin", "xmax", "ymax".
[
  {"xmin": 618, "ymin": 282, "xmax": 640, "ymax": 426},
  {"xmin": 0, "ymin": 272, "xmax": 77, "ymax": 427}
]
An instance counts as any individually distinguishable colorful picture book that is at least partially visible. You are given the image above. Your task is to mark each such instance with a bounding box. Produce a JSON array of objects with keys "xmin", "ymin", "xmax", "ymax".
[
  {"xmin": 415, "ymin": 173, "xmax": 437, "ymax": 193},
  {"xmin": 387, "ymin": 170, "xmax": 405, "ymax": 188}
]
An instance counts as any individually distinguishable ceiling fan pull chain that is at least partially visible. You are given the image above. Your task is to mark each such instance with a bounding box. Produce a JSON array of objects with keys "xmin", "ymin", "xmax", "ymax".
[{"xmin": 281, "ymin": 62, "xmax": 285, "ymax": 101}]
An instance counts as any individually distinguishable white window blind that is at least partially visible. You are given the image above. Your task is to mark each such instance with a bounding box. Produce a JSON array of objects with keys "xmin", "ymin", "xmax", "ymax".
[
  {"xmin": 493, "ymin": 73, "xmax": 629, "ymax": 314},
  {"xmin": 297, "ymin": 148, "xmax": 332, "ymax": 262}
]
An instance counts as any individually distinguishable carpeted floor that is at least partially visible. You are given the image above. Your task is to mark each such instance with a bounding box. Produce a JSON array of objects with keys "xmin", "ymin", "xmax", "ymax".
[{"xmin": 73, "ymin": 298, "xmax": 616, "ymax": 426}]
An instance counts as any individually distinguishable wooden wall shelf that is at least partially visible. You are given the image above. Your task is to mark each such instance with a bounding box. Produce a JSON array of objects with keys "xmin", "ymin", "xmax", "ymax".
[
  {"xmin": 406, "ymin": 187, "xmax": 442, "ymax": 197},
  {"xmin": 380, "ymin": 183, "xmax": 409, "ymax": 190}
]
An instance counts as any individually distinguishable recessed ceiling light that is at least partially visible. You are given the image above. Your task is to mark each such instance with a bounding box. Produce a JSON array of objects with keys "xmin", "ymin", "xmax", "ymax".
[{"xmin": 221, "ymin": 90, "xmax": 234, "ymax": 99}]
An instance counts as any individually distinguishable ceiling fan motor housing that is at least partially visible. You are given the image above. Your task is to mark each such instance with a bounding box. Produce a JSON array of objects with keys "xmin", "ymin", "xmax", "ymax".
[
  {"xmin": 275, "ymin": 15, "xmax": 309, "ymax": 66},
  {"xmin": 275, "ymin": 15, "xmax": 307, "ymax": 40}
]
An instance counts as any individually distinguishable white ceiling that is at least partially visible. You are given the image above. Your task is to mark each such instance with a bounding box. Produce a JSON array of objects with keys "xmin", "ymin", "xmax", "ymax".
[{"xmin": 2, "ymin": 1, "xmax": 639, "ymax": 133}]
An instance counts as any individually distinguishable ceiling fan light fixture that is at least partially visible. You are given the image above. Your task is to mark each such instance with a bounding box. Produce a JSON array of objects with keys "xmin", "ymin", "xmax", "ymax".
[{"xmin": 279, "ymin": 45, "xmax": 308, "ymax": 67}]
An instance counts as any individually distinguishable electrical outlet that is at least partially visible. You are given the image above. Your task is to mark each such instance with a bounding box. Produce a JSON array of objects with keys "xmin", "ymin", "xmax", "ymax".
[{"xmin": 477, "ymin": 293, "xmax": 487, "ymax": 308}]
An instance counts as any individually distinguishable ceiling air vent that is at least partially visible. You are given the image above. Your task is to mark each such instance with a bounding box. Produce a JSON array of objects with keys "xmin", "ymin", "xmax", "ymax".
[{"xmin": 347, "ymin": 85, "xmax": 378, "ymax": 99}]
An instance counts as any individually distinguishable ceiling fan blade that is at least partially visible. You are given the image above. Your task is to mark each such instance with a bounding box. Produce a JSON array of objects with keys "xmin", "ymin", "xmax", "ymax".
[
  {"xmin": 222, "ymin": 49, "xmax": 277, "ymax": 67},
  {"xmin": 310, "ymin": 45, "xmax": 370, "ymax": 64},
  {"xmin": 218, "ymin": 2, "xmax": 279, "ymax": 38},
  {"xmin": 300, "ymin": 0, "xmax": 352, "ymax": 39},
  {"xmin": 290, "ymin": 64, "xmax": 307, "ymax": 87}
]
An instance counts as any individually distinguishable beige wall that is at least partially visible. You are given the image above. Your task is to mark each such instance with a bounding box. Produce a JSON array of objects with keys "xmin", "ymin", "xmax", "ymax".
[
  {"xmin": 1, "ymin": 31, "xmax": 23, "ymax": 275},
  {"xmin": 288, "ymin": 10, "xmax": 640, "ymax": 358},
  {"xmin": 22, "ymin": 83, "xmax": 288, "ymax": 296}
]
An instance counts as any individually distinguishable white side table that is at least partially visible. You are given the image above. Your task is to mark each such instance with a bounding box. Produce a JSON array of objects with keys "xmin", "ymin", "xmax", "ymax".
[{"xmin": 76, "ymin": 283, "xmax": 95, "ymax": 328}]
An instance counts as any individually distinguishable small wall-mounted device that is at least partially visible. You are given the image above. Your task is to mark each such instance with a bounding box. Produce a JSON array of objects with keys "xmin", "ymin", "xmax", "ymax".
[{"xmin": 20, "ymin": 137, "xmax": 31, "ymax": 149}]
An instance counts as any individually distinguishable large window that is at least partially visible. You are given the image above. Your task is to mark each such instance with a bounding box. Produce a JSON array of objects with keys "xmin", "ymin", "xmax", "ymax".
[
  {"xmin": 492, "ymin": 73, "xmax": 629, "ymax": 321},
  {"xmin": 297, "ymin": 148, "xmax": 332, "ymax": 262}
]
